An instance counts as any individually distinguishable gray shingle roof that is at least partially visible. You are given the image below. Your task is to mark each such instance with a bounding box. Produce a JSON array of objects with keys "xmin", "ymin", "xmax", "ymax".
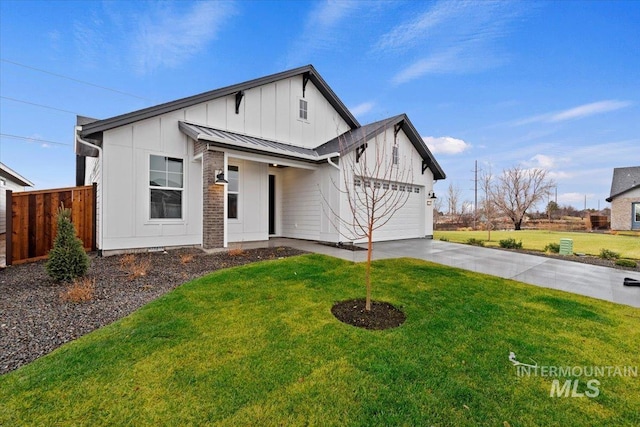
[
  {"xmin": 316, "ymin": 114, "xmax": 446, "ymax": 180},
  {"xmin": 606, "ymin": 166, "xmax": 640, "ymax": 202}
]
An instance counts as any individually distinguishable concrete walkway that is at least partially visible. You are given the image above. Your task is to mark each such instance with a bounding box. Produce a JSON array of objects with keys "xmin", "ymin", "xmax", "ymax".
[{"xmin": 242, "ymin": 238, "xmax": 640, "ymax": 308}]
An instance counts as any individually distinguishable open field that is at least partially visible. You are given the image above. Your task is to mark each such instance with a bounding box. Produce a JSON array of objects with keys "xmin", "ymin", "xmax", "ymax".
[
  {"xmin": 434, "ymin": 230, "xmax": 640, "ymax": 260},
  {"xmin": 1, "ymin": 254, "xmax": 638, "ymax": 426}
]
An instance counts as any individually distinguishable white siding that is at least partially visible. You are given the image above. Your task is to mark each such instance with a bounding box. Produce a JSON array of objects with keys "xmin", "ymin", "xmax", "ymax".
[
  {"xmin": 100, "ymin": 116, "xmax": 202, "ymax": 251},
  {"xmin": 0, "ymin": 178, "xmax": 30, "ymax": 234},
  {"xmin": 227, "ymin": 159, "xmax": 269, "ymax": 243}
]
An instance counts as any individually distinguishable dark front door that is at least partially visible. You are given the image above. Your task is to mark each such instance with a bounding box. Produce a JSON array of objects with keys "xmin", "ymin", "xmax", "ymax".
[{"xmin": 269, "ymin": 174, "xmax": 276, "ymax": 235}]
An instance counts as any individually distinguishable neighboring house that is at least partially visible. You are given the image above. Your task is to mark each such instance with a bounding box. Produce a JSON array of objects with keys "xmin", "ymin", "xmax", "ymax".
[
  {"xmin": 606, "ymin": 166, "xmax": 640, "ymax": 231},
  {"xmin": 0, "ymin": 163, "xmax": 34, "ymax": 234},
  {"xmin": 75, "ymin": 65, "xmax": 445, "ymax": 254}
]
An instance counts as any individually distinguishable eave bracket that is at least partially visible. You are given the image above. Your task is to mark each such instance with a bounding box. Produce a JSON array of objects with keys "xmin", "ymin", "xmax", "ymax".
[
  {"xmin": 422, "ymin": 159, "xmax": 431, "ymax": 175},
  {"xmin": 356, "ymin": 143, "xmax": 368, "ymax": 163},
  {"xmin": 235, "ymin": 91, "xmax": 244, "ymax": 114},
  {"xmin": 302, "ymin": 72, "xmax": 310, "ymax": 98}
]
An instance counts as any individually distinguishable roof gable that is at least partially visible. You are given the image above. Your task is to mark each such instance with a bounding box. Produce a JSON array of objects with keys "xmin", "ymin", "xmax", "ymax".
[
  {"xmin": 606, "ymin": 166, "xmax": 640, "ymax": 201},
  {"xmin": 316, "ymin": 114, "xmax": 446, "ymax": 180},
  {"xmin": 0, "ymin": 162, "xmax": 34, "ymax": 187},
  {"xmin": 80, "ymin": 65, "xmax": 359, "ymax": 138}
]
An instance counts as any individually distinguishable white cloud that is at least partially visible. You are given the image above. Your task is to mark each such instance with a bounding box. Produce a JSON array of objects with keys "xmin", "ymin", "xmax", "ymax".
[
  {"xmin": 423, "ymin": 136, "xmax": 471, "ymax": 155},
  {"xmin": 284, "ymin": 0, "xmax": 362, "ymax": 66},
  {"xmin": 527, "ymin": 154, "xmax": 556, "ymax": 169},
  {"xmin": 558, "ymin": 192, "xmax": 593, "ymax": 205},
  {"xmin": 350, "ymin": 101, "xmax": 375, "ymax": 117},
  {"xmin": 513, "ymin": 100, "xmax": 632, "ymax": 126},
  {"xmin": 380, "ymin": 1, "xmax": 526, "ymax": 84},
  {"xmin": 132, "ymin": 2, "xmax": 235, "ymax": 74}
]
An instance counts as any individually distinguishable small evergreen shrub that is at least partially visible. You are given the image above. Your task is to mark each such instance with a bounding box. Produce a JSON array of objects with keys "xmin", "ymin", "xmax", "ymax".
[
  {"xmin": 499, "ymin": 238, "xmax": 523, "ymax": 249},
  {"xmin": 599, "ymin": 248, "xmax": 620, "ymax": 260},
  {"xmin": 466, "ymin": 238, "xmax": 485, "ymax": 247},
  {"xmin": 46, "ymin": 207, "xmax": 90, "ymax": 282},
  {"xmin": 544, "ymin": 243, "xmax": 560, "ymax": 253},
  {"xmin": 615, "ymin": 259, "xmax": 637, "ymax": 268}
]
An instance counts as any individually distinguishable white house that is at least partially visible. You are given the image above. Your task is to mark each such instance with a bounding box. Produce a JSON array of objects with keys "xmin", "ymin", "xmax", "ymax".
[
  {"xmin": 75, "ymin": 65, "xmax": 445, "ymax": 254},
  {"xmin": 0, "ymin": 163, "xmax": 34, "ymax": 234}
]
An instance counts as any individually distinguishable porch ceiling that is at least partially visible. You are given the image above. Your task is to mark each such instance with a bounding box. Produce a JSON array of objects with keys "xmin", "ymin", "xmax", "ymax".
[{"xmin": 179, "ymin": 121, "xmax": 335, "ymax": 164}]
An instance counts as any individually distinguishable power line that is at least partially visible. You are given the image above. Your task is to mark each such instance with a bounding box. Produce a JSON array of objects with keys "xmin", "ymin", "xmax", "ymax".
[
  {"xmin": 1, "ymin": 96, "xmax": 80, "ymax": 115},
  {"xmin": 0, "ymin": 133, "xmax": 71, "ymax": 147},
  {"xmin": 1, "ymin": 58, "xmax": 154, "ymax": 102}
]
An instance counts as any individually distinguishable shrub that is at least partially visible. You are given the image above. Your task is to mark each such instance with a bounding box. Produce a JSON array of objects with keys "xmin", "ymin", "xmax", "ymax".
[
  {"xmin": 60, "ymin": 277, "xmax": 95, "ymax": 303},
  {"xmin": 439, "ymin": 236, "xmax": 449, "ymax": 242},
  {"xmin": 615, "ymin": 259, "xmax": 637, "ymax": 268},
  {"xmin": 499, "ymin": 238, "xmax": 522, "ymax": 249},
  {"xmin": 46, "ymin": 207, "xmax": 90, "ymax": 282},
  {"xmin": 544, "ymin": 243, "xmax": 560, "ymax": 253},
  {"xmin": 179, "ymin": 253, "xmax": 195, "ymax": 264},
  {"xmin": 466, "ymin": 238, "xmax": 485, "ymax": 247},
  {"xmin": 599, "ymin": 248, "xmax": 620, "ymax": 260}
]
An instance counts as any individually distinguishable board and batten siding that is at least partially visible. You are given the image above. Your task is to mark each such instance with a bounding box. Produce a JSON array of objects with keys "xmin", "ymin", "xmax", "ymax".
[
  {"xmin": 100, "ymin": 116, "xmax": 202, "ymax": 251},
  {"xmin": 84, "ymin": 156, "xmax": 101, "ymax": 248},
  {"xmin": 227, "ymin": 159, "xmax": 269, "ymax": 243}
]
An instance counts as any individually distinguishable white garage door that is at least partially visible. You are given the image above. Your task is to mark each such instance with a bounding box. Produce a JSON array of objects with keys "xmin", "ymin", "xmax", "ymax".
[{"xmin": 374, "ymin": 183, "xmax": 425, "ymax": 241}]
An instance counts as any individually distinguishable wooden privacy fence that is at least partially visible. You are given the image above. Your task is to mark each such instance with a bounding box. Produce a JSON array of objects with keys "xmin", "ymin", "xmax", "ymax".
[{"xmin": 6, "ymin": 184, "xmax": 96, "ymax": 265}]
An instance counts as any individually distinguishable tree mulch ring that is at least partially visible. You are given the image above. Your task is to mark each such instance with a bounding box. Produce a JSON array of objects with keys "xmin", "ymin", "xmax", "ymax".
[{"xmin": 331, "ymin": 299, "xmax": 406, "ymax": 330}]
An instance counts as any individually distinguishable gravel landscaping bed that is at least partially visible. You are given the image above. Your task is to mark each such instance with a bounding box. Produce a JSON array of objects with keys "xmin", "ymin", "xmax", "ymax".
[{"xmin": 0, "ymin": 246, "xmax": 305, "ymax": 375}]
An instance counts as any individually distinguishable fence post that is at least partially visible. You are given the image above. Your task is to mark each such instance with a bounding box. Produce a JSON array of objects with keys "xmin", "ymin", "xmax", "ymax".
[
  {"xmin": 92, "ymin": 182, "xmax": 97, "ymax": 251},
  {"xmin": 6, "ymin": 190, "xmax": 12, "ymax": 266}
]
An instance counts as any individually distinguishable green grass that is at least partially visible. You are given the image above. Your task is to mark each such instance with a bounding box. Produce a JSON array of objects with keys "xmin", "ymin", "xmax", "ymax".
[
  {"xmin": 1, "ymin": 254, "xmax": 639, "ymax": 426},
  {"xmin": 435, "ymin": 230, "xmax": 640, "ymax": 259}
]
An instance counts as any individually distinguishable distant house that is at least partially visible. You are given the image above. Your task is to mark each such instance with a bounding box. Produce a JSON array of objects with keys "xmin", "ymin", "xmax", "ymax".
[
  {"xmin": 606, "ymin": 166, "xmax": 640, "ymax": 231},
  {"xmin": 75, "ymin": 65, "xmax": 445, "ymax": 254},
  {"xmin": 0, "ymin": 163, "xmax": 34, "ymax": 234}
]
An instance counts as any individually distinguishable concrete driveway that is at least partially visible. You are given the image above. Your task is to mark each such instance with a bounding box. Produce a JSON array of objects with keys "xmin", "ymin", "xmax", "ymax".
[{"xmin": 263, "ymin": 238, "xmax": 640, "ymax": 308}]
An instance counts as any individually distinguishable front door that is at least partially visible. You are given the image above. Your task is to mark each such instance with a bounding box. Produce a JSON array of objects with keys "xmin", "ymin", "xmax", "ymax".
[{"xmin": 269, "ymin": 174, "xmax": 276, "ymax": 235}]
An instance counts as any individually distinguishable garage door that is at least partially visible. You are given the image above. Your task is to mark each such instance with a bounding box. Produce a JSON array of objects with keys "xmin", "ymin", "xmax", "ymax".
[{"xmin": 352, "ymin": 179, "xmax": 425, "ymax": 242}]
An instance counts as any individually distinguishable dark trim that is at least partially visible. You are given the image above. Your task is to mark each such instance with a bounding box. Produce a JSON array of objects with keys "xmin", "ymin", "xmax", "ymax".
[
  {"xmin": 422, "ymin": 159, "xmax": 430, "ymax": 175},
  {"xmin": 80, "ymin": 65, "xmax": 359, "ymax": 138},
  {"xmin": 92, "ymin": 182, "xmax": 97, "ymax": 251},
  {"xmin": 303, "ymin": 72, "xmax": 310, "ymax": 98},
  {"xmin": 6, "ymin": 190, "xmax": 12, "ymax": 266},
  {"xmin": 76, "ymin": 155, "xmax": 86, "ymax": 186},
  {"xmin": 355, "ymin": 144, "xmax": 368, "ymax": 163},
  {"xmin": 235, "ymin": 91, "xmax": 244, "ymax": 114}
]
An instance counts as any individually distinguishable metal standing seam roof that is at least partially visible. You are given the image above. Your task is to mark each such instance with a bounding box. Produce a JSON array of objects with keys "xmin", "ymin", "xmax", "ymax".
[
  {"xmin": 79, "ymin": 65, "xmax": 359, "ymax": 139},
  {"xmin": 178, "ymin": 122, "xmax": 330, "ymax": 163},
  {"xmin": 606, "ymin": 166, "xmax": 640, "ymax": 201}
]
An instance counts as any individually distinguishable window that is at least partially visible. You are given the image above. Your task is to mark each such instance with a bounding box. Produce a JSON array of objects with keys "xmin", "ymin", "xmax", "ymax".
[
  {"xmin": 299, "ymin": 99, "xmax": 308, "ymax": 120},
  {"xmin": 228, "ymin": 165, "xmax": 239, "ymax": 219},
  {"xmin": 391, "ymin": 184, "xmax": 398, "ymax": 191},
  {"xmin": 374, "ymin": 182, "xmax": 381, "ymax": 189},
  {"xmin": 399, "ymin": 185, "xmax": 405, "ymax": 192},
  {"xmin": 634, "ymin": 203, "xmax": 640, "ymax": 222},
  {"xmin": 392, "ymin": 146, "xmax": 399, "ymax": 165},
  {"xmin": 382, "ymin": 183, "xmax": 390, "ymax": 190},
  {"xmin": 354, "ymin": 177, "xmax": 361, "ymax": 187},
  {"xmin": 414, "ymin": 187, "xmax": 420, "ymax": 194},
  {"xmin": 150, "ymin": 155, "xmax": 183, "ymax": 219}
]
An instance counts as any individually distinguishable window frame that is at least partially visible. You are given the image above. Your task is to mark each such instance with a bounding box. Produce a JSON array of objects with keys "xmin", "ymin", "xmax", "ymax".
[
  {"xmin": 298, "ymin": 98, "xmax": 309, "ymax": 122},
  {"xmin": 149, "ymin": 154, "xmax": 184, "ymax": 221},
  {"xmin": 227, "ymin": 164, "xmax": 240, "ymax": 220}
]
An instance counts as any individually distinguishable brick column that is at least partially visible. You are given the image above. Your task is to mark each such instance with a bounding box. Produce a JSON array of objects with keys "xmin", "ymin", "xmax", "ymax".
[{"xmin": 203, "ymin": 149, "xmax": 225, "ymax": 249}]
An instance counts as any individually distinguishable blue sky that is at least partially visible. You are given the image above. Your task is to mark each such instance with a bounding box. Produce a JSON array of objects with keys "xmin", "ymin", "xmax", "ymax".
[{"xmin": 1, "ymin": 0, "xmax": 638, "ymax": 210}]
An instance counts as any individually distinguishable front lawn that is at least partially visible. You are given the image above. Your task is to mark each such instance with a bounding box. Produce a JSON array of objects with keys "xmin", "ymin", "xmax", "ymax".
[
  {"xmin": 1, "ymin": 254, "xmax": 638, "ymax": 426},
  {"xmin": 435, "ymin": 230, "xmax": 640, "ymax": 259}
]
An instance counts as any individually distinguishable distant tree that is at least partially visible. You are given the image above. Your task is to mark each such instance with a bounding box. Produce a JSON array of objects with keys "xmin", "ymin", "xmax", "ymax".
[
  {"xmin": 323, "ymin": 126, "xmax": 414, "ymax": 311},
  {"xmin": 546, "ymin": 201, "xmax": 559, "ymax": 220},
  {"xmin": 488, "ymin": 165, "xmax": 554, "ymax": 230},
  {"xmin": 479, "ymin": 169, "xmax": 498, "ymax": 240},
  {"xmin": 446, "ymin": 182, "xmax": 461, "ymax": 218}
]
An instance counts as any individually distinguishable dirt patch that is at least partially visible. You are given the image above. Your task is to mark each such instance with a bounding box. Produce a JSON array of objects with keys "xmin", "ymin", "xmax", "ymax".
[
  {"xmin": 0, "ymin": 246, "xmax": 305, "ymax": 375},
  {"xmin": 331, "ymin": 299, "xmax": 406, "ymax": 330}
]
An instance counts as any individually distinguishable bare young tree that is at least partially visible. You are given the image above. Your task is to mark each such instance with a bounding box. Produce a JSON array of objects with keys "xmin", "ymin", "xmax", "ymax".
[
  {"xmin": 489, "ymin": 165, "xmax": 554, "ymax": 230},
  {"xmin": 446, "ymin": 182, "xmax": 461, "ymax": 216},
  {"xmin": 323, "ymin": 126, "xmax": 414, "ymax": 311},
  {"xmin": 479, "ymin": 169, "xmax": 498, "ymax": 240}
]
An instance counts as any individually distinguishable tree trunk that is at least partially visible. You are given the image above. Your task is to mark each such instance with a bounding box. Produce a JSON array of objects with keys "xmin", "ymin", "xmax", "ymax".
[{"xmin": 365, "ymin": 226, "xmax": 373, "ymax": 311}]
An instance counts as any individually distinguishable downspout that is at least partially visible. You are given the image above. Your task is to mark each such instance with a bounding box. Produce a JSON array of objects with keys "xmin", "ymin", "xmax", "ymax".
[
  {"xmin": 326, "ymin": 154, "xmax": 340, "ymax": 170},
  {"xmin": 75, "ymin": 126, "xmax": 104, "ymax": 253}
]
